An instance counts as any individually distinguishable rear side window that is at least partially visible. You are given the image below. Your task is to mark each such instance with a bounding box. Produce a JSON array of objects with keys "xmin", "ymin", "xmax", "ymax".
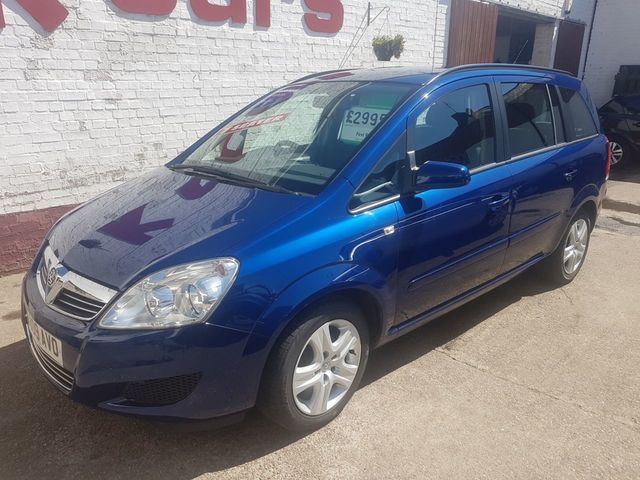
[
  {"xmin": 413, "ymin": 84, "xmax": 497, "ymax": 170},
  {"xmin": 501, "ymin": 83, "xmax": 555, "ymax": 157},
  {"xmin": 558, "ymin": 87, "xmax": 598, "ymax": 141}
]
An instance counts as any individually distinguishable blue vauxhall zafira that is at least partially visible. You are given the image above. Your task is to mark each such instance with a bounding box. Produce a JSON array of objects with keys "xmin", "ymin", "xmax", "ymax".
[{"xmin": 22, "ymin": 65, "xmax": 609, "ymax": 431}]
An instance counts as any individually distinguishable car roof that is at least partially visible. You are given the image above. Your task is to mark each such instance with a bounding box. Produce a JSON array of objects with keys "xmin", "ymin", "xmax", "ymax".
[
  {"xmin": 292, "ymin": 66, "xmax": 440, "ymax": 85},
  {"xmin": 294, "ymin": 64, "xmax": 577, "ymax": 87}
]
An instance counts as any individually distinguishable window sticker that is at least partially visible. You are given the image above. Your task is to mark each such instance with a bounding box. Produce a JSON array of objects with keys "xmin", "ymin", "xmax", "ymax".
[
  {"xmin": 339, "ymin": 106, "xmax": 390, "ymax": 144},
  {"xmin": 226, "ymin": 131, "xmax": 246, "ymax": 151},
  {"xmin": 226, "ymin": 113, "xmax": 289, "ymax": 134}
]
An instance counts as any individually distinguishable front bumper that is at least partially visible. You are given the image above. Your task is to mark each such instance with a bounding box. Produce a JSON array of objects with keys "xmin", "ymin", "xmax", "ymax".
[{"xmin": 21, "ymin": 269, "xmax": 266, "ymax": 421}]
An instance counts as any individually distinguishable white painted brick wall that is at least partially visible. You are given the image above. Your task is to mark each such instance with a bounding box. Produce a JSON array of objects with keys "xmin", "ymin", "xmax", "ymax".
[
  {"xmin": 1, "ymin": 0, "xmax": 590, "ymax": 215},
  {"xmin": 531, "ymin": 22, "xmax": 556, "ymax": 67},
  {"xmin": 0, "ymin": 0, "xmax": 452, "ymax": 215},
  {"xmin": 582, "ymin": 0, "xmax": 640, "ymax": 107}
]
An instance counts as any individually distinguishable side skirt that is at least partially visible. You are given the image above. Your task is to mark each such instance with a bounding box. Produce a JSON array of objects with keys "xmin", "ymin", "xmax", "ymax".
[{"xmin": 386, "ymin": 254, "xmax": 545, "ymax": 339}]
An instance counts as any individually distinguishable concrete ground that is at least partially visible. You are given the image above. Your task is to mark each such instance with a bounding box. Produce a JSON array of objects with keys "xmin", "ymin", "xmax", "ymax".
[{"xmin": 1, "ymin": 169, "xmax": 640, "ymax": 480}]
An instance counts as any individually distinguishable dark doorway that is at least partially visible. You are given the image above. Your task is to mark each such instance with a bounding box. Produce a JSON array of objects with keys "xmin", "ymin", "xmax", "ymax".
[
  {"xmin": 554, "ymin": 20, "xmax": 585, "ymax": 76},
  {"xmin": 494, "ymin": 14, "xmax": 537, "ymax": 64}
]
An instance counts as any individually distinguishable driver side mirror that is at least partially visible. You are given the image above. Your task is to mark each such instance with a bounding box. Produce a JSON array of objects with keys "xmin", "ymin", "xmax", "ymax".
[{"xmin": 413, "ymin": 159, "xmax": 471, "ymax": 192}]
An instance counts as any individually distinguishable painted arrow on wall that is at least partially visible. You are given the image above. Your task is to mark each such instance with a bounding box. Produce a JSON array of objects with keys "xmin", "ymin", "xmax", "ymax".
[{"xmin": 0, "ymin": 0, "xmax": 69, "ymax": 32}]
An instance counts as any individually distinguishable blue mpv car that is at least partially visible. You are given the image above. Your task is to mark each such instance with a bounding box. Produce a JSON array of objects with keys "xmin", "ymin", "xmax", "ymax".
[{"xmin": 22, "ymin": 65, "xmax": 609, "ymax": 431}]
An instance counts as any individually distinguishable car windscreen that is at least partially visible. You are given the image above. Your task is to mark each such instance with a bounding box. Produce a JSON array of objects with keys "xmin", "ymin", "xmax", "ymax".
[{"xmin": 176, "ymin": 81, "xmax": 416, "ymax": 195}]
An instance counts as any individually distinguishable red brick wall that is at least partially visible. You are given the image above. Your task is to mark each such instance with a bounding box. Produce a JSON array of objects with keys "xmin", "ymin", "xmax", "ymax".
[{"xmin": 0, "ymin": 204, "xmax": 77, "ymax": 276}]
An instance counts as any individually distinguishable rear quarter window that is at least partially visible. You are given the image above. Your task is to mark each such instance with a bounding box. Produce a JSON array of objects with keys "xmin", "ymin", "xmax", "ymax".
[{"xmin": 558, "ymin": 87, "xmax": 598, "ymax": 141}]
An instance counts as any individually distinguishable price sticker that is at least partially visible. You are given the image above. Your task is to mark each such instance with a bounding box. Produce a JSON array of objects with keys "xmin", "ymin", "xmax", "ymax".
[{"xmin": 339, "ymin": 107, "xmax": 390, "ymax": 144}]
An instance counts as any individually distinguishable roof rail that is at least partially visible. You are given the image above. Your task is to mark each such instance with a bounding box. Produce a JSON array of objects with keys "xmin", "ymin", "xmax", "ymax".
[
  {"xmin": 290, "ymin": 68, "xmax": 360, "ymax": 84},
  {"xmin": 436, "ymin": 63, "xmax": 575, "ymax": 79}
]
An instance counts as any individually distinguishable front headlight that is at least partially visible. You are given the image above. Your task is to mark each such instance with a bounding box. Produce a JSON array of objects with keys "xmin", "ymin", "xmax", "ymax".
[{"xmin": 99, "ymin": 258, "xmax": 239, "ymax": 330}]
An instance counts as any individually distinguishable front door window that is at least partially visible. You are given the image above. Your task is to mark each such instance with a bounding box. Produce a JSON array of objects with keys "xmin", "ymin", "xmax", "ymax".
[{"xmin": 413, "ymin": 84, "xmax": 497, "ymax": 170}]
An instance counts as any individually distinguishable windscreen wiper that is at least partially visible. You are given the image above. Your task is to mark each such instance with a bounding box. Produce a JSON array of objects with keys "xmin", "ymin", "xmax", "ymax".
[{"xmin": 169, "ymin": 164, "xmax": 303, "ymax": 196}]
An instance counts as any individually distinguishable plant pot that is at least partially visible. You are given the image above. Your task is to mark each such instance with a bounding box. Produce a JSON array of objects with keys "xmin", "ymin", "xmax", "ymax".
[
  {"xmin": 373, "ymin": 46, "xmax": 393, "ymax": 62},
  {"xmin": 372, "ymin": 35, "xmax": 405, "ymax": 62}
]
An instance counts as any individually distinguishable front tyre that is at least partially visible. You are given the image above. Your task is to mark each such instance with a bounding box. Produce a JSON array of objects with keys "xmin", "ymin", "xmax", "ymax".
[
  {"xmin": 259, "ymin": 300, "xmax": 370, "ymax": 432},
  {"xmin": 538, "ymin": 212, "xmax": 591, "ymax": 285}
]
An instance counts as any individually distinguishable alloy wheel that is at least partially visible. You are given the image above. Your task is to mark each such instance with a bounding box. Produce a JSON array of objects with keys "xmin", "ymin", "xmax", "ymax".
[
  {"xmin": 292, "ymin": 319, "xmax": 361, "ymax": 416},
  {"xmin": 563, "ymin": 219, "xmax": 588, "ymax": 275},
  {"xmin": 610, "ymin": 141, "xmax": 624, "ymax": 165}
]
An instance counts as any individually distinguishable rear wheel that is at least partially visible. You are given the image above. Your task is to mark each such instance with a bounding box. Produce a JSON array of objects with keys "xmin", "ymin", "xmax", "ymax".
[
  {"xmin": 258, "ymin": 300, "xmax": 370, "ymax": 432},
  {"xmin": 537, "ymin": 212, "xmax": 591, "ymax": 285}
]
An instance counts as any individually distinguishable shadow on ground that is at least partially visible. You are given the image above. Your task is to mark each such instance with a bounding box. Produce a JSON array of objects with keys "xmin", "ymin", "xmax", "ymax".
[
  {"xmin": 609, "ymin": 160, "xmax": 640, "ymax": 184},
  {"xmin": 0, "ymin": 269, "xmax": 554, "ymax": 480}
]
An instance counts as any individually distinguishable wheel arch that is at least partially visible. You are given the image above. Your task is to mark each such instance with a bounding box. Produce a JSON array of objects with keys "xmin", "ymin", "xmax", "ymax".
[
  {"xmin": 245, "ymin": 262, "xmax": 393, "ymax": 392},
  {"xmin": 252, "ymin": 265, "xmax": 392, "ymax": 352},
  {"xmin": 548, "ymin": 194, "xmax": 599, "ymax": 255},
  {"xmin": 576, "ymin": 198, "xmax": 598, "ymax": 231},
  {"xmin": 275, "ymin": 288, "xmax": 385, "ymax": 348},
  {"xmin": 569, "ymin": 174, "xmax": 599, "ymax": 221},
  {"xmin": 247, "ymin": 272, "xmax": 390, "ymax": 411}
]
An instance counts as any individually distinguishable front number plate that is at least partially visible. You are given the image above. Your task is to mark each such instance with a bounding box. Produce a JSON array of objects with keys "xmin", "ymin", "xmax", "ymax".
[{"xmin": 28, "ymin": 315, "xmax": 64, "ymax": 367}]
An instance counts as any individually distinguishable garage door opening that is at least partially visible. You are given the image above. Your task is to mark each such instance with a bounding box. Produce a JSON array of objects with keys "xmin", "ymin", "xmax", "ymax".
[
  {"xmin": 447, "ymin": 0, "xmax": 561, "ymax": 70},
  {"xmin": 494, "ymin": 13, "xmax": 538, "ymax": 64}
]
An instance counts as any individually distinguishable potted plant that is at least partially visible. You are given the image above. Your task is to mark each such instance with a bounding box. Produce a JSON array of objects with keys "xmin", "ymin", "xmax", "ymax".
[{"xmin": 372, "ymin": 35, "xmax": 405, "ymax": 62}]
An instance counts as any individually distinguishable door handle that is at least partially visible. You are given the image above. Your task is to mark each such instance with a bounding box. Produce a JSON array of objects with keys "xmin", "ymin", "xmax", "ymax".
[
  {"xmin": 564, "ymin": 169, "xmax": 578, "ymax": 181},
  {"xmin": 484, "ymin": 193, "xmax": 511, "ymax": 212}
]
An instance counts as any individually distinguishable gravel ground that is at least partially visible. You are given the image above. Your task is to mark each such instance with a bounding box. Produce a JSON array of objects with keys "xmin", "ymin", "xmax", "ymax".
[{"xmin": 1, "ymin": 172, "xmax": 639, "ymax": 479}]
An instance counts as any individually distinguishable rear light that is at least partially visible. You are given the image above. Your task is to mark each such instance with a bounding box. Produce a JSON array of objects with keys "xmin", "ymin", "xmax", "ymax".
[{"xmin": 605, "ymin": 137, "xmax": 612, "ymax": 179}]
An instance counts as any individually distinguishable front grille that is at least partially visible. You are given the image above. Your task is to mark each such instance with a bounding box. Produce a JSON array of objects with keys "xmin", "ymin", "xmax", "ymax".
[
  {"xmin": 122, "ymin": 373, "xmax": 202, "ymax": 406},
  {"xmin": 27, "ymin": 335, "xmax": 74, "ymax": 393},
  {"xmin": 53, "ymin": 288, "xmax": 106, "ymax": 320},
  {"xmin": 36, "ymin": 245, "xmax": 117, "ymax": 322},
  {"xmin": 39, "ymin": 265, "xmax": 48, "ymax": 290}
]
